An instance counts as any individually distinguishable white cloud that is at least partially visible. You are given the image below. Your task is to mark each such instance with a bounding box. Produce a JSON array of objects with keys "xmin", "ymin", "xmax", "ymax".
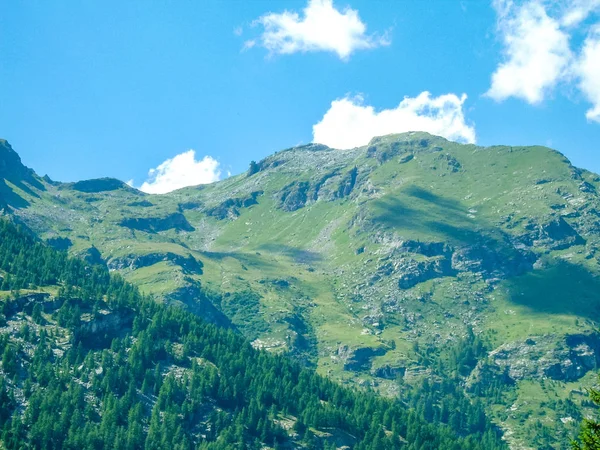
[
  {"xmin": 138, "ymin": 150, "xmax": 221, "ymax": 194},
  {"xmin": 486, "ymin": 0, "xmax": 572, "ymax": 104},
  {"xmin": 249, "ymin": 0, "xmax": 389, "ymax": 60},
  {"xmin": 576, "ymin": 26, "xmax": 600, "ymax": 122},
  {"xmin": 487, "ymin": 0, "xmax": 600, "ymax": 123},
  {"xmin": 562, "ymin": 0, "xmax": 600, "ymax": 27},
  {"xmin": 312, "ymin": 92, "xmax": 476, "ymax": 149}
]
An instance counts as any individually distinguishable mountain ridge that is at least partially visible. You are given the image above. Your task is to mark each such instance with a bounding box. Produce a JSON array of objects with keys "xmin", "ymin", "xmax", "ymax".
[{"xmin": 1, "ymin": 132, "xmax": 600, "ymax": 448}]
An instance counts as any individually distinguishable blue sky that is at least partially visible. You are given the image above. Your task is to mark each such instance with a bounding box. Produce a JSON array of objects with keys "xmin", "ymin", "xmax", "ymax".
[{"xmin": 1, "ymin": 0, "xmax": 599, "ymax": 193}]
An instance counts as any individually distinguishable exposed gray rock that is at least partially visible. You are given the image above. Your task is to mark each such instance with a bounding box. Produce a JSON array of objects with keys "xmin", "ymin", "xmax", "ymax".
[
  {"xmin": 80, "ymin": 246, "xmax": 105, "ymax": 266},
  {"xmin": 205, "ymin": 191, "xmax": 263, "ymax": 220},
  {"xmin": 435, "ymin": 153, "xmax": 462, "ymax": 172},
  {"xmin": 338, "ymin": 345, "xmax": 387, "ymax": 371},
  {"xmin": 398, "ymin": 240, "xmax": 451, "ymax": 257},
  {"xmin": 372, "ymin": 364, "xmax": 406, "ymax": 380},
  {"xmin": 335, "ymin": 167, "xmax": 358, "ymax": 199},
  {"xmin": 483, "ymin": 334, "xmax": 600, "ymax": 382},
  {"xmin": 280, "ymin": 181, "xmax": 310, "ymax": 212},
  {"xmin": 450, "ymin": 243, "xmax": 535, "ymax": 279},
  {"xmin": 519, "ymin": 216, "xmax": 585, "ymax": 250},
  {"xmin": 398, "ymin": 257, "xmax": 454, "ymax": 289}
]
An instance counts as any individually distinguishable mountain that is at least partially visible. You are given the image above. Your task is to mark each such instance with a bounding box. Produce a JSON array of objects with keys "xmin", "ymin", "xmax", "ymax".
[
  {"xmin": 0, "ymin": 215, "xmax": 504, "ymax": 449},
  {"xmin": 2, "ymin": 132, "xmax": 600, "ymax": 448}
]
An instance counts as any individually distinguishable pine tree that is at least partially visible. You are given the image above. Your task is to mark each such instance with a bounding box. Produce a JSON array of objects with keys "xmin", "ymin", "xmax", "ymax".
[{"xmin": 573, "ymin": 381, "xmax": 600, "ymax": 449}]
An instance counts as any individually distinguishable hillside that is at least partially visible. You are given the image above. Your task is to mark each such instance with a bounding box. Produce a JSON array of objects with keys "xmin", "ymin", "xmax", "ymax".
[
  {"xmin": 2, "ymin": 133, "xmax": 600, "ymax": 448},
  {"xmin": 0, "ymin": 219, "xmax": 506, "ymax": 449}
]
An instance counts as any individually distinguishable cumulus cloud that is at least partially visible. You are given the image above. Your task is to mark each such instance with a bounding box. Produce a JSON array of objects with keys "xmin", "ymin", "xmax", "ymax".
[
  {"xmin": 137, "ymin": 150, "xmax": 221, "ymax": 194},
  {"xmin": 312, "ymin": 92, "xmax": 476, "ymax": 149},
  {"xmin": 487, "ymin": 0, "xmax": 600, "ymax": 122},
  {"xmin": 248, "ymin": 0, "xmax": 389, "ymax": 59},
  {"xmin": 577, "ymin": 26, "xmax": 600, "ymax": 122},
  {"xmin": 486, "ymin": 0, "xmax": 572, "ymax": 104}
]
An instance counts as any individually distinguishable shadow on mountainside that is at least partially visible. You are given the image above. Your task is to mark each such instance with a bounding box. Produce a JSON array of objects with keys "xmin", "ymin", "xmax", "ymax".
[
  {"xmin": 504, "ymin": 260, "xmax": 600, "ymax": 321},
  {"xmin": 369, "ymin": 184, "xmax": 500, "ymax": 247},
  {"xmin": 257, "ymin": 243, "xmax": 323, "ymax": 265}
]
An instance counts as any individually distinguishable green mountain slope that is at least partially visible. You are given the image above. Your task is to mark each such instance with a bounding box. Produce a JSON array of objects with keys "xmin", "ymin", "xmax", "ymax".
[
  {"xmin": 2, "ymin": 132, "xmax": 600, "ymax": 448},
  {"xmin": 0, "ymin": 219, "xmax": 506, "ymax": 449}
]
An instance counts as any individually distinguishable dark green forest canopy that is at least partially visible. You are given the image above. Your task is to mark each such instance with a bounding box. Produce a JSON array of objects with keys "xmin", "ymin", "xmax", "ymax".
[{"xmin": 0, "ymin": 219, "xmax": 506, "ymax": 449}]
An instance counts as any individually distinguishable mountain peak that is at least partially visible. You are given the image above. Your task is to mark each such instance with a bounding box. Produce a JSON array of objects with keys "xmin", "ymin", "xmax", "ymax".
[{"xmin": 0, "ymin": 139, "xmax": 35, "ymax": 182}]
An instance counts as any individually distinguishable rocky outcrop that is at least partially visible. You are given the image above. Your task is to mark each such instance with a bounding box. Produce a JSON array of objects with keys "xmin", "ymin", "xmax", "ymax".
[
  {"xmin": 77, "ymin": 309, "xmax": 134, "ymax": 347},
  {"xmin": 4, "ymin": 293, "xmax": 52, "ymax": 315},
  {"xmin": 0, "ymin": 139, "xmax": 41, "ymax": 187},
  {"xmin": 450, "ymin": 243, "xmax": 535, "ymax": 279},
  {"xmin": 366, "ymin": 133, "xmax": 444, "ymax": 164},
  {"xmin": 435, "ymin": 153, "xmax": 462, "ymax": 172},
  {"xmin": 335, "ymin": 167, "xmax": 358, "ymax": 199},
  {"xmin": 479, "ymin": 334, "xmax": 600, "ymax": 382},
  {"xmin": 372, "ymin": 364, "xmax": 406, "ymax": 380},
  {"xmin": 311, "ymin": 171, "xmax": 339, "ymax": 201},
  {"xmin": 178, "ymin": 201, "xmax": 201, "ymax": 211},
  {"xmin": 165, "ymin": 281, "xmax": 231, "ymax": 327},
  {"xmin": 398, "ymin": 240, "xmax": 451, "ymax": 257},
  {"xmin": 205, "ymin": 191, "xmax": 263, "ymax": 220},
  {"xmin": 280, "ymin": 182, "xmax": 310, "ymax": 212},
  {"xmin": 397, "ymin": 257, "xmax": 455, "ymax": 289},
  {"xmin": 108, "ymin": 252, "xmax": 203, "ymax": 274},
  {"xmin": 338, "ymin": 345, "xmax": 387, "ymax": 371},
  {"xmin": 384, "ymin": 238, "xmax": 535, "ymax": 289},
  {"xmin": 119, "ymin": 213, "xmax": 194, "ymax": 232},
  {"xmin": 80, "ymin": 246, "xmax": 105, "ymax": 266},
  {"xmin": 518, "ymin": 216, "xmax": 586, "ymax": 250}
]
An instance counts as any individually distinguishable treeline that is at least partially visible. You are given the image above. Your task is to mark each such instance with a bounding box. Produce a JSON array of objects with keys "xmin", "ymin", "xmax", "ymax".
[{"xmin": 0, "ymin": 220, "xmax": 507, "ymax": 449}]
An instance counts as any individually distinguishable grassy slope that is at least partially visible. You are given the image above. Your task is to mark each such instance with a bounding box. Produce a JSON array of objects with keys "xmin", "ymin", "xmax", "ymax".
[{"xmin": 5, "ymin": 132, "xmax": 600, "ymax": 447}]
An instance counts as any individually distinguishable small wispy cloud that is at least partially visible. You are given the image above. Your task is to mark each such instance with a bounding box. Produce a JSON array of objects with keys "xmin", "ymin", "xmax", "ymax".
[
  {"xmin": 313, "ymin": 92, "xmax": 476, "ymax": 149},
  {"xmin": 245, "ymin": 0, "xmax": 390, "ymax": 60},
  {"xmin": 136, "ymin": 150, "xmax": 221, "ymax": 194}
]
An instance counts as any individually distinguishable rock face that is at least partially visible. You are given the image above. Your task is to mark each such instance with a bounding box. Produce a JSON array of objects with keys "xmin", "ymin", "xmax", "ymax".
[
  {"xmin": 119, "ymin": 213, "xmax": 195, "ymax": 232},
  {"xmin": 385, "ymin": 238, "xmax": 535, "ymax": 290},
  {"xmin": 205, "ymin": 191, "xmax": 263, "ymax": 220},
  {"xmin": 338, "ymin": 345, "xmax": 387, "ymax": 371},
  {"xmin": 165, "ymin": 281, "xmax": 231, "ymax": 327},
  {"xmin": 0, "ymin": 140, "xmax": 39, "ymax": 184},
  {"xmin": 519, "ymin": 216, "xmax": 586, "ymax": 250},
  {"xmin": 80, "ymin": 246, "xmax": 105, "ymax": 266},
  {"xmin": 482, "ymin": 334, "xmax": 600, "ymax": 382},
  {"xmin": 335, "ymin": 167, "xmax": 358, "ymax": 199},
  {"xmin": 450, "ymin": 243, "xmax": 535, "ymax": 279},
  {"xmin": 76, "ymin": 308, "xmax": 135, "ymax": 348},
  {"xmin": 371, "ymin": 364, "xmax": 406, "ymax": 380},
  {"xmin": 397, "ymin": 257, "xmax": 454, "ymax": 289},
  {"xmin": 0, "ymin": 139, "xmax": 45, "ymax": 208},
  {"xmin": 280, "ymin": 182, "xmax": 310, "ymax": 212}
]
